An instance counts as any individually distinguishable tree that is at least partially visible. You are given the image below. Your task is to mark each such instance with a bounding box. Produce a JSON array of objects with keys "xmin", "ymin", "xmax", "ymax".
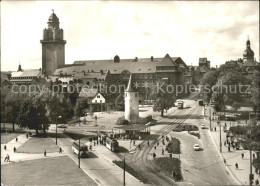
[
  {"xmin": 17, "ymin": 96, "xmax": 49, "ymax": 136},
  {"xmin": 5, "ymin": 100, "xmax": 20, "ymax": 132},
  {"xmin": 149, "ymin": 81, "xmax": 176, "ymax": 116},
  {"xmin": 115, "ymin": 94, "xmax": 124, "ymax": 111},
  {"xmin": 199, "ymin": 70, "xmax": 219, "ymax": 103},
  {"xmin": 212, "ymin": 71, "xmax": 249, "ymax": 111},
  {"xmin": 251, "ymin": 70, "xmax": 260, "ymax": 114},
  {"xmin": 75, "ymin": 98, "xmax": 89, "ymax": 117}
]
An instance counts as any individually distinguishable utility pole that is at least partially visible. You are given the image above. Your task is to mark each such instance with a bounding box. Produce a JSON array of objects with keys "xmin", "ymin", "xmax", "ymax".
[
  {"xmin": 78, "ymin": 138, "xmax": 81, "ymax": 168},
  {"xmin": 123, "ymin": 155, "xmax": 126, "ymax": 186},
  {"xmin": 209, "ymin": 108, "xmax": 212, "ymax": 131},
  {"xmin": 219, "ymin": 121, "xmax": 222, "ymax": 153},
  {"xmin": 250, "ymin": 148, "xmax": 253, "ymax": 185}
]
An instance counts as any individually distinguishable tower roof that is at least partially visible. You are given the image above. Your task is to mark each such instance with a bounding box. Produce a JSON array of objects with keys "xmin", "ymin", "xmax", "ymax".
[
  {"xmin": 243, "ymin": 38, "xmax": 254, "ymax": 59},
  {"xmin": 125, "ymin": 74, "xmax": 134, "ymax": 92},
  {"xmin": 48, "ymin": 10, "xmax": 59, "ymax": 23}
]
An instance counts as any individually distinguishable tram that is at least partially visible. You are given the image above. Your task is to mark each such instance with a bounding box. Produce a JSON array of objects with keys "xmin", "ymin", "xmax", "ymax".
[{"xmin": 105, "ymin": 137, "xmax": 119, "ymax": 152}]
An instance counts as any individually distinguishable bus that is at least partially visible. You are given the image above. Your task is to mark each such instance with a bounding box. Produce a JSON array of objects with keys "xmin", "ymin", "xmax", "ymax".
[
  {"xmin": 105, "ymin": 137, "xmax": 119, "ymax": 152},
  {"xmin": 198, "ymin": 100, "xmax": 204, "ymax": 106},
  {"xmin": 72, "ymin": 138, "xmax": 92, "ymax": 158}
]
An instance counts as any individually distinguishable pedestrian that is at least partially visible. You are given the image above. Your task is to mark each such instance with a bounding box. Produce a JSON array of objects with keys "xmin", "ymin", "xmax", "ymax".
[
  {"xmin": 59, "ymin": 147, "xmax": 62, "ymax": 153},
  {"xmin": 26, "ymin": 133, "xmax": 29, "ymax": 138},
  {"xmin": 232, "ymin": 144, "xmax": 235, "ymax": 150},
  {"xmin": 241, "ymin": 153, "xmax": 244, "ymax": 159},
  {"xmin": 162, "ymin": 148, "xmax": 164, "ymax": 155},
  {"xmin": 138, "ymin": 144, "xmax": 141, "ymax": 150},
  {"xmin": 162, "ymin": 135, "xmax": 164, "ymax": 139},
  {"xmin": 94, "ymin": 141, "xmax": 96, "ymax": 146},
  {"xmin": 228, "ymin": 146, "xmax": 230, "ymax": 152},
  {"xmin": 147, "ymin": 141, "xmax": 149, "ymax": 146},
  {"xmin": 235, "ymin": 163, "xmax": 238, "ymax": 169},
  {"xmin": 97, "ymin": 140, "xmax": 99, "ymax": 145},
  {"xmin": 89, "ymin": 145, "xmax": 92, "ymax": 151},
  {"xmin": 224, "ymin": 158, "xmax": 226, "ymax": 165},
  {"xmin": 13, "ymin": 147, "xmax": 16, "ymax": 153},
  {"xmin": 157, "ymin": 142, "xmax": 159, "ymax": 146},
  {"xmin": 253, "ymin": 153, "xmax": 256, "ymax": 159},
  {"xmin": 224, "ymin": 141, "xmax": 226, "ymax": 146},
  {"xmin": 153, "ymin": 152, "xmax": 156, "ymax": 158},
  {"xmin": 139, "ymin": 136, "xmax": 141, "ymax": 140},
  {"xmin": 44, "ymin": 150, "xmax": 47, "ymax": 157},
  {"xmin": 256, "ymin": 179, "xmax": 259, "ymax": 185},
  {"xmin": 4, "ymin": 145, "xmax": 6, "ymax": 150},
  {"xmin": 162, "ymin": 140, "xmax": 165, "ymax": 145},
  {"xmin": 154, "ymin": 146, "xmax": 156, "ymax": 150},
  {"xmin": 16, "ymin": 137, "xmax": 18, "ymax": 142},
  {"xmin": 4, "ymin": 154, "xmax": 8, "ymax": 162},
  {"xmin": 133, "ymin": 140, "xmax": 135, "ymax": 146}
]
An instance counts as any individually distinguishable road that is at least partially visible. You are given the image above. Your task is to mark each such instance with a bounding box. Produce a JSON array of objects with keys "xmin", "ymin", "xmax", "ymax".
[
  {"xmin": 57, "ymin": 135, "xmax": 143, "ymax": 186},
  {"xmin": 176, "ymin": 104, "xmax": 236, "ymax": 185},
  {"xmin": 124, "ymin": 100, "xmax": 237, "ymax": 185},
  {"xmin": 123, "ymin": 100, "xmax": 199, "ymax": 185}
]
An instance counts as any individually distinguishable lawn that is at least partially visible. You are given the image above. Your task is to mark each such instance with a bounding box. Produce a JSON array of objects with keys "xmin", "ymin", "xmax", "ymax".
[
  {"xmin": 1, "ymin": 132, "xmax": 24, "ymax": 144},
  {"xmin": 166, "ymin": 138, "xmax": 180, "ymax": 154},
  {"xmin": 1, "ymin": 156, "xmax": 97, "ymax": 185},
  {"xmin": 153, "ymin": 157, "xmax": 183, "ymax": 181},
  {"xmin": 16, "ymin": 137, "xmax": 60, "ymax": 153}
]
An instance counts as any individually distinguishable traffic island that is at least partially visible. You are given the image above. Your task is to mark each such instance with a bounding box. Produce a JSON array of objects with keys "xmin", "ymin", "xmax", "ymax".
[
  {"xmin": 153, "ymin": 157, "xmax": 183, "ymax": 181},
  {"xmin": 113, "ymin": 160, "xmax": 150, "ymax": 184}
]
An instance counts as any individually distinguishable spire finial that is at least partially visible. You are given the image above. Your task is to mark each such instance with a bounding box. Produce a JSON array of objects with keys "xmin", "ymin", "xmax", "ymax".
[{"xmin": 52, "ymin": 9, "xmax": 54, "ymax": 14}]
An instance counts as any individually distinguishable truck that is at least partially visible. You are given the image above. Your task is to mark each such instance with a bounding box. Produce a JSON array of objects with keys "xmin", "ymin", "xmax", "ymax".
[{"xmin": 177, "ymin": 101, "xmax": 184, "ymax": 109}]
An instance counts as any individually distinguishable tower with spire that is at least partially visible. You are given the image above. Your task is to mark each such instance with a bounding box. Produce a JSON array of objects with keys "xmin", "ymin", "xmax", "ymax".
[
  {"xmin": 243, "ymin": 36, "xmax": 255, "ymax": 64},
  {"xmin": 40, "ymin": 10, "xmax": 66, "ymax": 76},
  {"xmin": 125, "ymin": 74, "xmax": 139, "ymax": 123}
]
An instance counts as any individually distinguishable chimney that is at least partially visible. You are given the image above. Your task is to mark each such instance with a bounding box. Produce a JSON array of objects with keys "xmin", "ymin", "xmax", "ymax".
[
  {"xmin": 134, "ymin": 57, "xmax": 138, "ymax": 62},
  {"xmin": 114, "ymin": 55, "xmax": 120, "ymax": 63},
  {"xmin": 151, "ymin": 56, "xmax": 154, "ymax": 62}
]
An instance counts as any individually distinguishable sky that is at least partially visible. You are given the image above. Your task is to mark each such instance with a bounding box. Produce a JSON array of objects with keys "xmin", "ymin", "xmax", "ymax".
[{"xmin": 1, "ymin": 1, "xmax": 259, "ymax": 71}]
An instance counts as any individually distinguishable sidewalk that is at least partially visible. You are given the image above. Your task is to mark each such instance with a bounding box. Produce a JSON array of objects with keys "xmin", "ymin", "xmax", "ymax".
[
  {"xmin": 1, "ymin": 133, "xmax": 66, "ymax": 165},
  {"xmin": 205, "ymin": 106, "xmax": 260, "ymax": 185}
]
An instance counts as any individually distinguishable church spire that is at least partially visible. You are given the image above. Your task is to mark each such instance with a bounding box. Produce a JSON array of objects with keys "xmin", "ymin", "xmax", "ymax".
[
  {"xmin": 125, "ymin": 74, "xmax": 134, "ymax": 92},
  {"xmin": 18, "ymin": 62, "xmax": 22, "ymax": 72}
]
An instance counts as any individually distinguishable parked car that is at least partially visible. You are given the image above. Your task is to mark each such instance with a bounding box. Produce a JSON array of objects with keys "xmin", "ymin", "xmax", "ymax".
[
  {"xmin": 193, "ymin": 144, "xmax": 200, "ymax": 151},
  {"xmin": 186, "ymin": 105, "xmax": 191, "ymax": 108},
  {"xmin": 200, "ymin": 124, "xmax": 206, "ymax": 129},
  {"xmin": 58, "ymin": 124, "xmax": 67, "ymax": 128}
]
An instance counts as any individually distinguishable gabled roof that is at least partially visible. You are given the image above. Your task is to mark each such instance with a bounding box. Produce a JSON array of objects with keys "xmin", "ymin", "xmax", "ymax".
[
  {"xmin": 78, "ymin": 88, "xmax": 98, "ymax": 98},
  {"xmin": 11, "ymin": 69, "xmax": 41, "ymax": 78}
]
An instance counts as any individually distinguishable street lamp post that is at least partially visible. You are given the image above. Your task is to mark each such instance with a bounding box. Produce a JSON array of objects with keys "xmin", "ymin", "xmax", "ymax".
[
  {"xmin": 123, "ymin": 154, "xmax": 126, "ymax": 186},
  {"xmin": 78, "ymin": 138, "xmax": 81, "ymax": 168},
  {"xmin": 56, "ymin": 115, "xmax": 62, "ymax": 145},
  {"xmin": 219, "ymin": 121, "xmax": 222, "ymax": 153},
  {"xmin": 209, "ymin": 108, "xmax": 212, "ymax": 131}
]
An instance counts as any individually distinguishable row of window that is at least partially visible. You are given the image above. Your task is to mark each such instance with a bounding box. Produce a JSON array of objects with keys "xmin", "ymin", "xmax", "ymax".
[{"xmin": 11, "ymin": 76, "xmax": 36, "ymax": 80}]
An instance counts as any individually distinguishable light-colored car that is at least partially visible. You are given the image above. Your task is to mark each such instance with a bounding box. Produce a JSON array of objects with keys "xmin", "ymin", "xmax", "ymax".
[
  {"xmin": 200, "ymin": 124, "xmax": 206, "ymax": 129},
  {"xmin": 58, "ymin": 124, "xmax": 67, "ymax": 128},
  {"xmin": 193, "ymin": 144, "xmax": 200, "ymax": 151}
]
